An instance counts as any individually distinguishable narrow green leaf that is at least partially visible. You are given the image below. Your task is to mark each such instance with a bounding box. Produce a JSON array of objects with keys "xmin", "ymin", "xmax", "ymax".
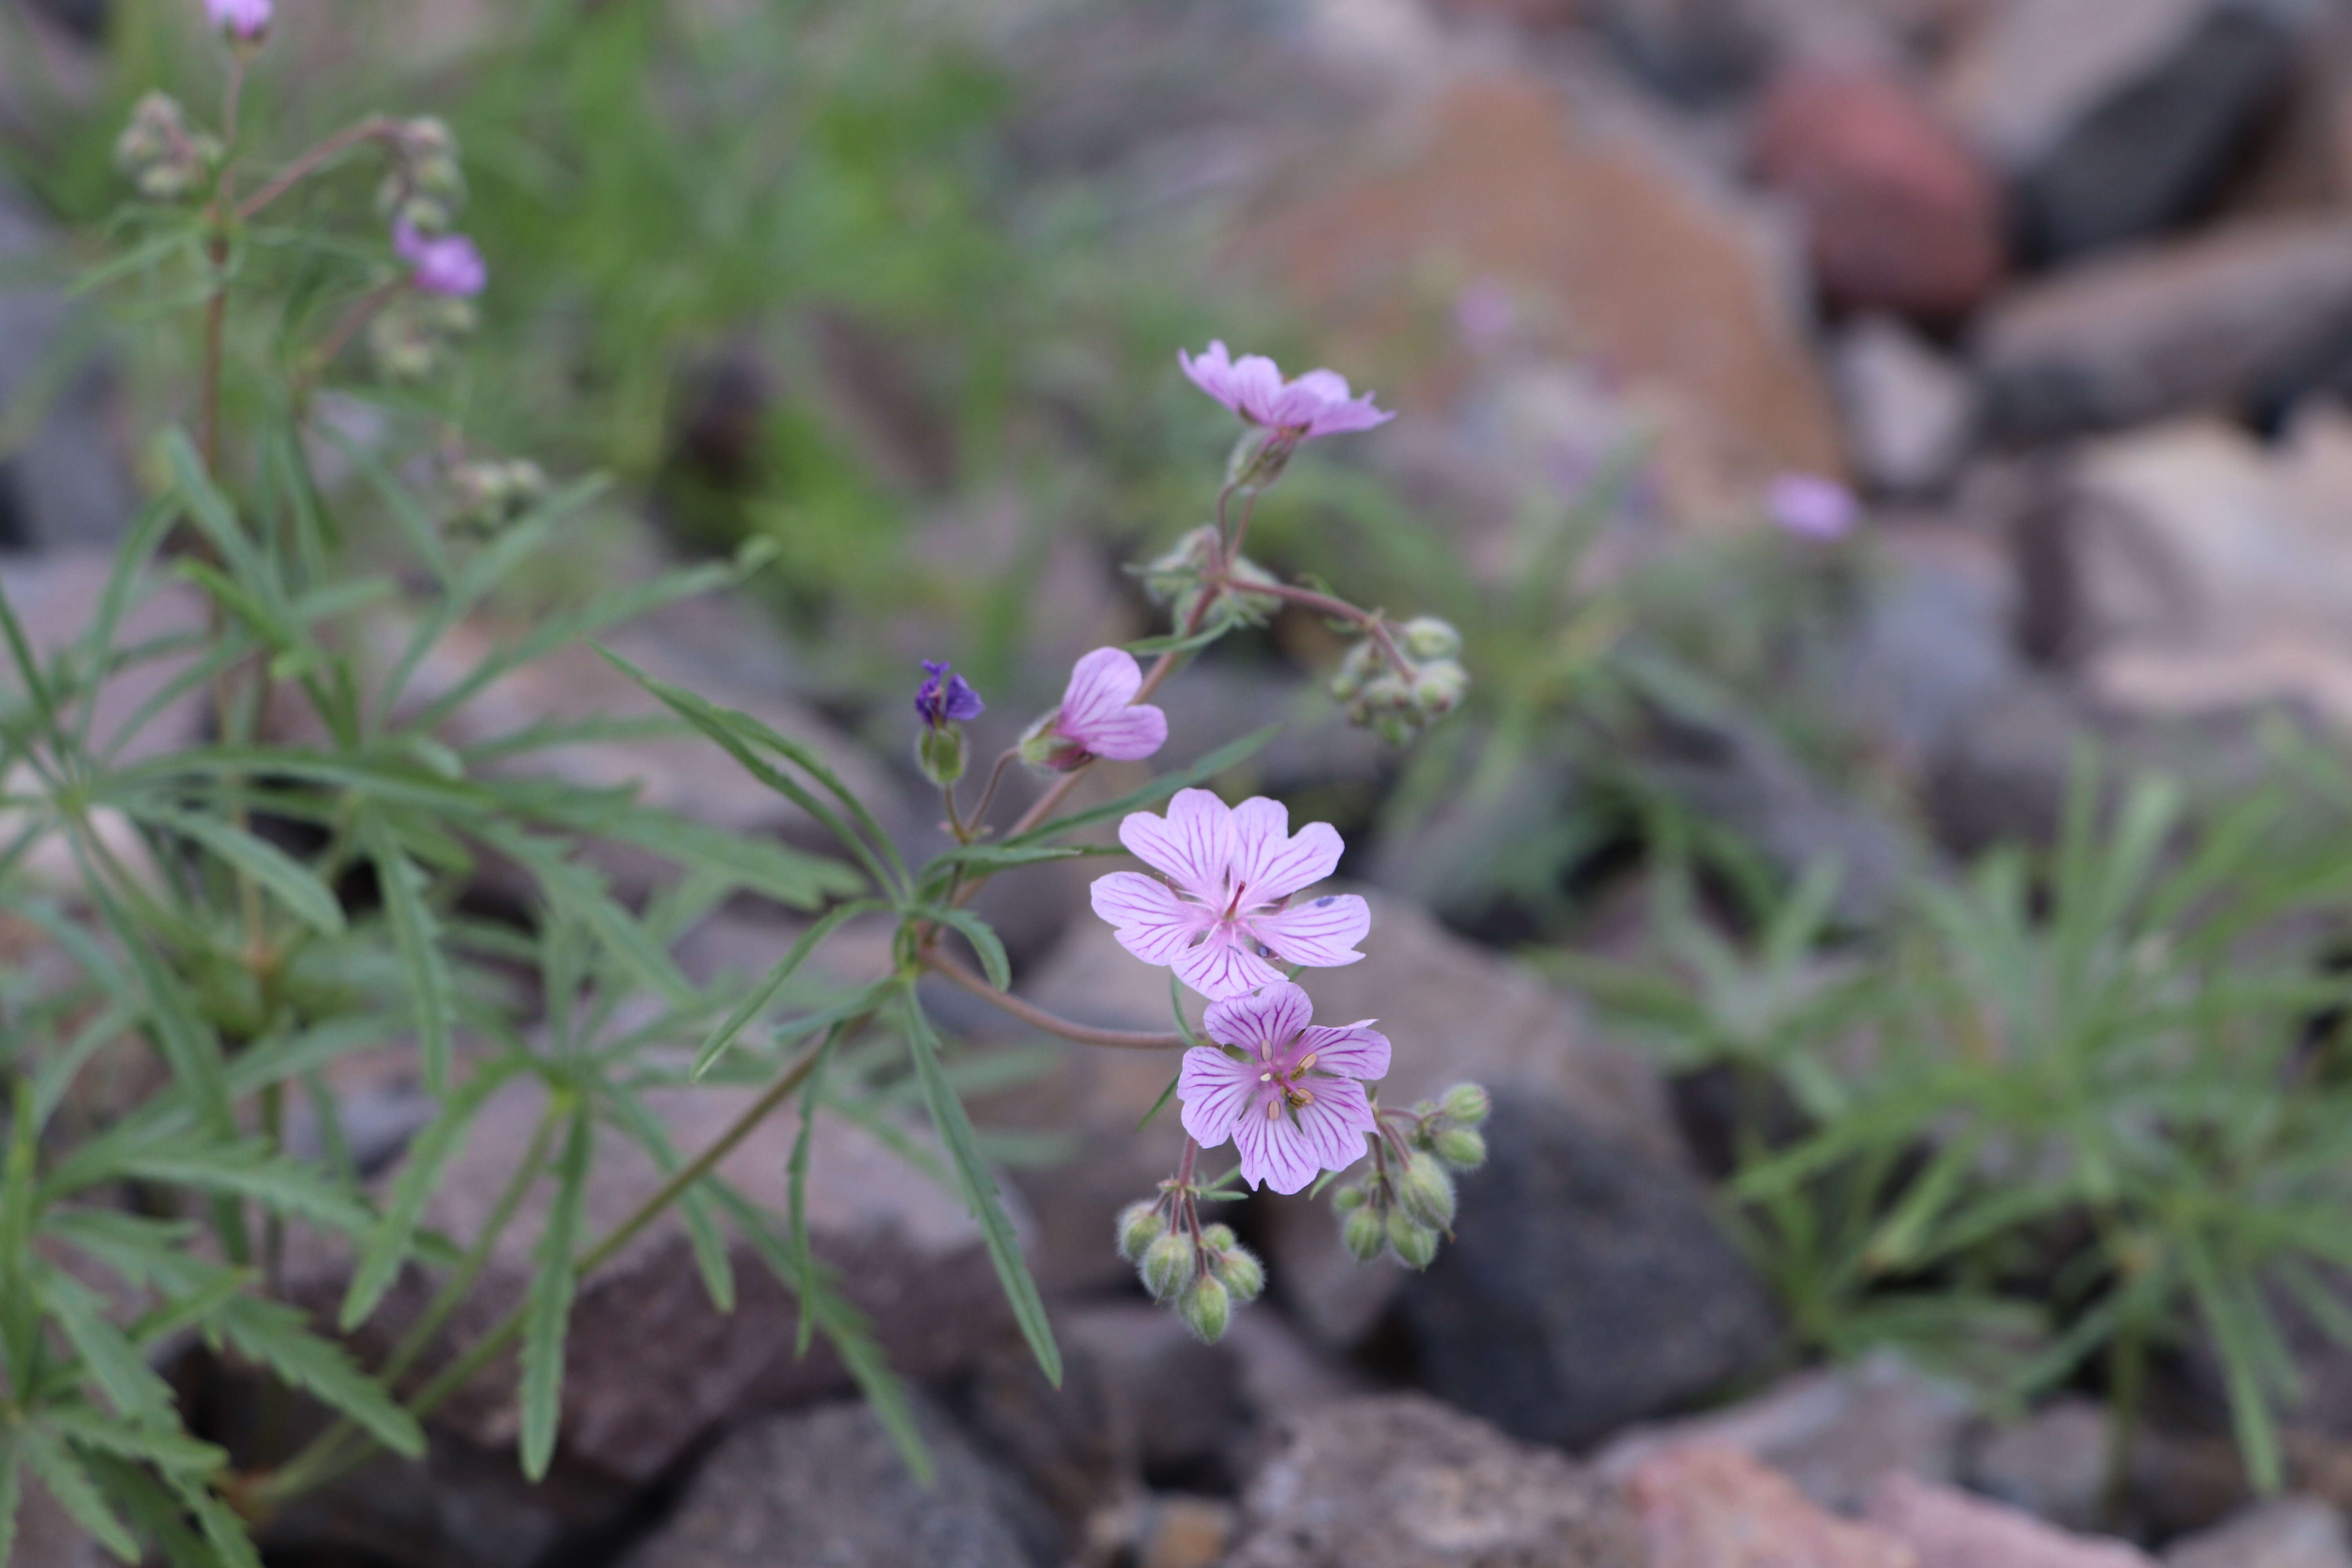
[
  {"xmin": 690, "ymin": 901, "xmax": 880, "ymax": 1080},
  {"xmin": 899, "ymin": 991, "xmax": 1060, "ymax": 1386},
  {"xmin": 126, "ymin": 805, "xmax": 345, "ymax": 935},
  {"xmin": 40, "ymin": 1406, "xmax": 227, "ymax": 1474},
  {"xmin": 1136, "ymin": 1071, "xmax": 1182, "ymax": 1134},
  {"xmin": 42, "ymin": 1273, "xmax": 181, "ymax": 1429},
  {"xmin": 520, "ymin": 1110, "xmax": 592, "ymax": 1481},
  {"xmin": 343, "ymin": 1062, "xmax": 518, "ymax": 1331},
  {"xmin": 103, "ymin": 1139, "xmax": 373, "ymax": 1237},
  {"xmin": 21, "ymin": 1427, "xmax": 139, "ymax": 1562},
  {"xmin": 0, "ymin": 1425, "xmax": 20, "ymax": 1568},
  {"xmin": 929, "ymin": 908, "xmax": 1011, "ymax": 992},
  {"xmin": 1004, "ymin": 725, "xmax": 1278, "ymax": 847},
  {"xmin": 212, "ymin": 1294, "xmax": 424, "ymax": 1459},
  {"xmin": 363, "ymin": 808, "xmax": 457, "ymax": 1094}
]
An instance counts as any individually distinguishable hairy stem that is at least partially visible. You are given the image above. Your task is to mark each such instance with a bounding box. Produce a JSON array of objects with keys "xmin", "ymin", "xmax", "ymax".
[
  {"xmin": 236, "ymin": 116, "xmax": 398, "ymax": 222},
  {"xmin": 921, "ymin": 949, "xmax": 1185, "ymax": 1051}
]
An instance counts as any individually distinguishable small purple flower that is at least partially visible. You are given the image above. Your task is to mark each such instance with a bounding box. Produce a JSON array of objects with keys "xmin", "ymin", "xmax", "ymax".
[
  {"xmin": 914, "ymin": 659, "xmax": 984, "ymax": 729},
  {"xmin": 1090, "ymin": 789, "xmax": 1371, "ymax": 1000},
  {"xmin": 1179, "ymin": 341, "xmax": 1395, "ymax": 441},
  {"xmin": 1022, "ymin": 647, "xmax": 1168, "ymax": 771},
  {"xmin": 205, "ymin": 0, "xmax": 271, "ymax": 37},
  {"xmin": 394, "ymin": 221, "xmax": 487, "ymax": 298},
  {"xmin": 1179, "ymin": 980, "xmax": 1389, "ymax": 1194},
  {"xmin": 1768, "ymin": 472, "xmax": 1858, "ymax": 542}
]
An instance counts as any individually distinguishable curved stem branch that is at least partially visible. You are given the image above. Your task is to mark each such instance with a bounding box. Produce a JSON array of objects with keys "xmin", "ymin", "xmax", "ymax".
[
  {"xmin": 236, "ymin": 116, "xmax": 398, "ymax": 222},
  {"xmin": 921, "ymin": 949, "xmax": 1185, "ymax": 1051}
]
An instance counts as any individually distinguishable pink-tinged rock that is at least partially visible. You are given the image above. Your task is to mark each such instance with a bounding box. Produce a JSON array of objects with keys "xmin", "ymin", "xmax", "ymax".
[
  {"xmin": 1867, "ymin": 1474, "xmax": 2157, "ymax": 1568},
  {"xmin": 1628, "ymin": 1445, "xmax": 1918, "ymax": 1568},
  {"xmin": 1753, "ymin": 60, "xmax": 2006, "ymax": 317}
]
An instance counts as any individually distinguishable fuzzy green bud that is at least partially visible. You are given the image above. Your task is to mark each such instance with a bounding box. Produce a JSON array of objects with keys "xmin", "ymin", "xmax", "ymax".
[
  {"xmin": 1396, "ymin": 1159, "xmax": 1457, "ymax": 1232},
  {"xmin": 1328, "ymin": 639, "xmax": 1383, "ymax": 702},
  {"xmin": 1212, "ymin": 1243, "xmax": 1266, "ymax": 1303},
  {"xmin": 1141, "ymin": 1232, "xmax": 1196, "ymax": 1302},
  {"xmin": 1342, "ymin": 1204, "xmax": 1388, "ymax": 1263},
  {"xmin": 916, "ymin": 722, "xmax": 969, "ymax": 787},
  {"xmin": 1138, "ymin": 525, "xmax": 1221, "ymax": 623},
  {"xmin": 1331, "ymin": 1183, "xmax": 1367, "ymax": 1212},
  {"xmin": 1199, "ymin": 1223, "xmax": 1238, "ymax": 1252},
  {"xmin": 1433, "ymin": 1127, "xmax": 1488, "ymax": 1171},
  {"xmin": 1116, "ymin": 1201, "xmax": 1166, "ymax": 1263},
  {"xmin": 1440, "ymin": 1083, "xmax": 1492, "ymax": 1126},
  {"xmin": 1178, "ymin": 1274, "xmax": 1232, "ymax": 1342},
  {"xmin": 1411, "ymin": 659, "xmax": 1468, "ymax": 718},
  {"xmin": 115, "ymin": 93, "xmax": 221, "ymax": 203},
  {"xmin": 1388, "ymin": 1209, "xmax": 1439, "ymax": 1269},
  {"xmin": 1401, "ymin": 617, "xmax": 1463, "ymax": 661}
]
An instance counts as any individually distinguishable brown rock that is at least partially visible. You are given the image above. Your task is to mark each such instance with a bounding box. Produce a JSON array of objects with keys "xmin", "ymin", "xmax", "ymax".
[
  {"xmin": 1752, "ymin": 60, "xmax": 2005, "ymax": 316},
  {"xmin": 1866, "ymin": 1474, "xmax": 2155, "ymax": 1568},
  {"xmin": 1974, "ymin": 216, "xmax": 2352, "ymax": 440},
  {"xmin": 1226, "ymin": 1394, "xmax": 1646, "ymax": 1568},
  {"xmin": 1628, "ymin": 1444, "xmax": 1916, "ymax": 1568},
  {"xmin": 289, "ymin": 1076, "xmax": 1016, "ymax": 1483},
  {"xmin": 1243, "ymin": 72, "xmax": 1847, "ymax": 525}
]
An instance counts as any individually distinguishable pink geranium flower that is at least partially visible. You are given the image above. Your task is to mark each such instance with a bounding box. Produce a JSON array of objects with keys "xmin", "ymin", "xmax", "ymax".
[
  {"xmin": 1180, "ymin": 980, "xmax": 1389, "ymax": 1194},
  {"xmin": 206, "ymin": 0, "xmax": 271, "ymax": 36},
  {"xmin": 394, "ymin": 221, "xmax": 487, "ymax": 298},
  {"xmin": 1089, "ymin": 789, "xmax": 1371, "ymax": 999},
  {"xmin": 1179, "ymin": 341, "xmax": 1395, "ymax": 440},
  {"xmin": 1022, "ymin": 647, "xmax": 1168, "ymax": 771}
]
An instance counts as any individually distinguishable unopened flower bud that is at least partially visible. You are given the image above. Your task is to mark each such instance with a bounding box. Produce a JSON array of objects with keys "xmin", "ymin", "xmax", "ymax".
[
  {"xmin": 1212, "ymin": 1244, "xmax": 1265, "ymax": 1303},
  {"xmin": 1221, "ymin": 555, "xmax": 1285, "ymax": 624},
  {"xmin": 447, "ymin": 458, "xmax": 548, "ymax": 536},
  {"xmin": 1411, "ymin": 660, "xmax": 1467, "ymax": 718},
  {"xmin": 916, "ymin": 723, "xmax": 969, "ymax": 788},
  {"xmin": 115, "ymin": 93, "xmax": 221, "ymax": 203},
  {"xmin": 1116, "ymin": 1201, "xmax": 1165, "ymax": 1263},
  {"xmin": 1199, "ymin": 1223, "xmax": 1238, "ymax": 1252},
  {"xmin": 1433, "ymin": 1127, "xmax": 1488, "ymax": 1171},
  {"xmin": 1396, "ymin": 1159, "xmax": 1457, "ymax": 1232},
  {"xmin": 1328, "ymin": 639, "xmax": 1383, "ymax": 702},
  {"xmin": 1342, "ymin": 1204, "xmax": 1388, "ymax": 1263},
  {"xmin": 1141, "ymin": 1232, "xmax": 1196, "ymax": 1302},
  {"xmin": 1440, "ymin": 1083, "xmax": 1492, "ymax": 1126},
  {"xmin": 1401, "ymin": 617, "xmax": 1462, "ymax": 661},
  {"xmin": 1331, "ymin": 1184, "xmax": 1367, "ymax": 1212},
  {"xmin": 1388, "ymin": 1209, "xmax": 1439, "ymax": 1269},
  {"xmin": 1139, "ymin": 525, "xmax": 1221, "ymax": 619},
  {"xmin": 1178, "ymin": 1274, "xmax": 1232, "ymax": 1342}
]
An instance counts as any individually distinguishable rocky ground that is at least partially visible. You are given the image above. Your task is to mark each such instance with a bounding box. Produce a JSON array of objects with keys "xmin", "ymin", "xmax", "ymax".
[{"xmin": 21, "ymin": 0, "xmax": 2352, "ymax": 1563}]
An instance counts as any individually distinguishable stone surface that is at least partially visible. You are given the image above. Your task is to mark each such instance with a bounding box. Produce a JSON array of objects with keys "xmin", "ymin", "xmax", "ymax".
[
  {"xmin": 1961, "ymin": 1398, "xmax": 2109, "ymax": 1534},
  {"xmin": 262, "ymin": 1427, "xmax": 624, "ymax": 1568},
  {"xmin": 621, "ymin": 1397, "xmax": 1056, "ymax": 1568},
  {"xmin": 11, "ymin": 1475, "xmax": 107, "ymax": 1568},
  {"xmin": 1599, "ymin": 1352, "xmax": 1976, "ymax": 1515},
  {"xmin": 287, "ymin": 1075, "xmax": 1016, "ymax": 1483},
  {"xmin": 1751, "ymin": 60, "xmax": 2005, "ymax": 316},
  {"xmin": 1973, "ymin": 215, "xmax": 2352, "ymax": 441},
  {"xmin": 1936, "ymin": 0, "xmax": 2211, "ymax": 173},
  {"xmin": 1627, "ymin": 1444, "xmax": 1916, "ymax": 1568},
  {"xmin": 0, "ymin": 550, "xmax": 210, "ymax": 764},
  {"xmin": 1225, "ymin": 1394, "xmax": 1647, "ymax": 1568},
  {"xmin": 1400, "ymin": 1092, "xmax": 1781, "ymax": 1449},
  {"xmin": 1245, "ymin": 72, "xmax": 1847, "ymax": 526},
  {"xmin": 1867, "ymin": 1474, "xmax": 2155, "ymax": 1568},
  {"xmin": 2165, "ymin": 1498, "xmax": 2352, "ymax": 1568},
  {"xmin": 1831, "ymin": 317, "xmax": 1978, "ymax": 496}
]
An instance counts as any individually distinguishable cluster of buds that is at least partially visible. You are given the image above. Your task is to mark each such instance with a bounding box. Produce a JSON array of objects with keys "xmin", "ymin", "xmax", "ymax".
[
  {"xmin": 114, "ymin": 93, "xmax": 221, "ymax": 203},
  {"xmin": 369, "ymin": 295, "xmax": 479, "ymax": 381},
  {"xmin": 378, "ymin": 118, "xmax": 469, "ymax": 237},
  {"xmin": 445, "ymin": 457, "xmax": 548, "ymax": 537},
  {"xmin": 1136, "ymin": 525, "xmax": 1281, "ymax": 636},
  {"xmin": 1329, "ymin": 617, "xmax": 1467, "ymax": 745},
  {"xmin": 1334, "ymin": 1082, "xmax": 1490, "ymax": 1269},
  {"xmin": 1118, "ymin": 1200, "xmax": 1265, "ymax": 1343}
]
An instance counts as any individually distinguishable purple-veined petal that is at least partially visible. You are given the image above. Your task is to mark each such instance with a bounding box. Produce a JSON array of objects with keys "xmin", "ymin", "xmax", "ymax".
[
  {"xmin": 1070, "ymin": 702, "xmax": 1167, "ymax": 763},
  {"xmin": 1233, "ymin": 1098, "xmax": 1326, "ymax": 1194},
  {"xmin": 1173, "ymin": 928, "xmax": 1283, "ymax": 1000},
  {"xmin": 1178, "ymin": 1046, "xmax": 1260, "ymax": 1150},
  {"xmin": 1229, "ymin": 800, "xmax": 1343, "ymax": 904},
  {"xmin": 1228, "ymin": 354, "xmax": 1288, "ymax": 426},
  {"xmin": 1296, "ymin": 1021, "xmax": 1391, "ymax": 1082},
  {"xmin": 1179, "ymin": 342, "xmax": 1242, "ymax": 415},
  {"xmin": 1249, "ymin": 893, "xmax": 1371, "ymax": 969},
  {"xmin": 1305, "ymin": 397, "xmax": 1396, "ymax": 438},
  {"xmin": 1089, "ymin": 872, "xmax": 1209, "ymax": 965},
  {"xmin": 1289, "ymin": 1077, "xmax": 1378, "ymax": 1179},
  {"xmin": 1203, "ymin": 980, "xmax": 1315, "ymax": 1058},
  {"xmin": 1058, "ymin": 647, "xmax": 1143, "ymax": 731},
  {"xmin": 1118, "ymin": 789, "xmax": 1234, "ymax": 901}
]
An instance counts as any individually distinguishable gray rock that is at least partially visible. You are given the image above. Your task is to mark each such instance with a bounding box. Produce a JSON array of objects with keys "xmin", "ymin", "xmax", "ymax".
[
  {"xmin": 1832, "ymin": 317, "xmax": 1978, "ymax": 497},
  {"xmin": 1938, "ymin": 0, "xmax": 2212, "ymax": 174},
  {"xmin": 1963, "ymin": 1397, "xmax": 2111, "ymax": 1534},
  {"xmin": 2165, "ymin": 1498, "xmax": 2352, "ymax": 1568},
  {"xmin": 0, "ymin": 550, "xmax": 210, "ymax": 764},
  {"xmin": 1975, "ymin": 216, "xmax": 2352, "ymax": 440},
  {"xmin": 1627, "ymin": 1443, "xmax": 1918, "ymax": 1567},
  {"xmin": 1225, "ymin": 1394, "xmax": 1646, "ymax": 1568},
  {"xmin": 1399, "ymin": 1093, "xmax": 1782, "ymax": 1449},
  {"xmin": 288, "ymin": 1075, "xmax": 1018, "ymax": 1483},
  {"xmin": 1597, "ymin": 1350, "xmax": 1977, "ymax": 1515},
  {"xmin": 263, "ymin": 1429, "xmax": 623, "ymax": 1568},
  {"xmin": 1867, "ymin": 1472, "xmax": 2158, "ymax": 1567},
  {"xmin": 622, "ymin": 1397, "xmax": 1055, "ymax": 1568}
]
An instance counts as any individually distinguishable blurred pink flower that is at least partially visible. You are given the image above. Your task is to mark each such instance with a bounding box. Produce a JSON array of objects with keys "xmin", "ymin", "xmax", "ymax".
[
  {"xmin": 1179, "ymin": 341, "xmax": 1394, "ymax": 440},
  {"xmin": 206, "ymin": 0, "xmax": 271, "ymax": 36},
  {"xmin": 1768, "ymin": 472, "xmax": 1858, "ymax": 541},
  {"xmin": 1090, "ymin": 789, "xmax": 1370, "ymax": 999},
  {"xmin": 1180, "ymin": 980, "xmax": 1389, "ymax": 1194},
  {"xmin": 394, "ymin": 221, "xmax": 487, "ymax": 298},
  {"xmin": 1023, "ymin": 647, "xmax": 1167, "ymax": 771}
]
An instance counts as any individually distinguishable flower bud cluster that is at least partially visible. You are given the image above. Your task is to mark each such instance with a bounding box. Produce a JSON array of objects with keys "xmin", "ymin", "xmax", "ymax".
[
  {"xmin": 1328, "ymin": 617, "xmax": 1467, "ymax": 745},
  {"xmin": 1332, "ymin": 1080, "xmax": 1490, "ymax": 1270},
  {"xmin": 445, "ymin": 457, "xmax": 548, "ymax": 537},
  {"xmin": 370, "ymin": 295, "xmax": 479, "ymax": 381},
  {"xmin": 379, "ymin": 118, "xmax": 469, "ymax": 236},
  {"xmin": 115, "ymin": 93, "xmax": 222, "ymax": 203},
  {"xmin": 1136, "ymin": 526, "xmax": 1281, "ymax": 635},
  {"xmin": 1116, "ymin": 1200, "xmax": 1265, "ymax": 1343}
]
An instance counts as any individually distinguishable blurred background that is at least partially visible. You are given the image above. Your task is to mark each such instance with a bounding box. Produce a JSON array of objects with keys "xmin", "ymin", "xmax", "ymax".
[{"xmin": 19, "ymin": 0, "xmax": 2352, "ymax": 1564}]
